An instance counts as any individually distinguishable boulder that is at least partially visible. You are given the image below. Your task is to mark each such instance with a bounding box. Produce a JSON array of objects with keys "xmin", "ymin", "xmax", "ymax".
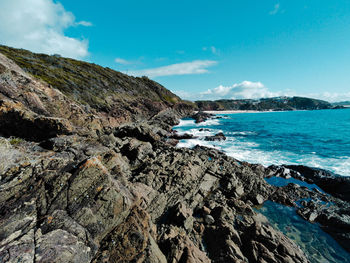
[
  {"xmin": 204, "ymin": 132, "xmax": 226, "ymax": 141},
  {"xmin": 191, "ymin": 111, "xmax": 214, "ymax": 123},
  {"xmin": 0, "ymin": 99, "xmax": 73, "ymax": 141}
]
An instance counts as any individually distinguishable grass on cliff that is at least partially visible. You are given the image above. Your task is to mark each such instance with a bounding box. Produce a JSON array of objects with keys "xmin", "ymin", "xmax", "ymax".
[
  {"xmin": 0, "ymin": 45, "xmax": 182, "ymax": 111},
  {"xmin": 9, "ymin": 137, "xmax": 23, "ymax": 146}
]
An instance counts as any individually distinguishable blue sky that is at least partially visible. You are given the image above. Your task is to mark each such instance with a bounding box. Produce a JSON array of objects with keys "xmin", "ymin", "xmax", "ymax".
[{"xmin": 1, "ymin": 0, "xmax": 350, "ymax": 101}]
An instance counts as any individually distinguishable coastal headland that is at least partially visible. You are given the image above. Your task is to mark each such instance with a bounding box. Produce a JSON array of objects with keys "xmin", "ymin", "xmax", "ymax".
[{"xmin": 0, "ymin": 45, "xmax": 349, "ymax": 263}]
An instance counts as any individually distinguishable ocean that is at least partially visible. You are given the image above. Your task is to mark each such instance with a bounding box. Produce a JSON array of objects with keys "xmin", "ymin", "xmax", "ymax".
[
  {"xmin": 174, "ymin": 108, "xmax": 350, "ymax": 262},
  {"xmin": 174, "ymin": 109, "xmax": 350, "ymax": 177}
]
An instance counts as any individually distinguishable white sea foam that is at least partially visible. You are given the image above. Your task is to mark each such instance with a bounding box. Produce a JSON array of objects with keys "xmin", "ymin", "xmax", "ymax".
[
  {"xmin": 295, "ymin": 155, "xmax": 350, "ymax": 177},
  {"xmin": 187, "ymin": 128, "xmax": 218, "ymax": 137},
  {"xmin": 199, "ymin": 119, "xmax": 221, "ymax": 126},
  {"xmin": 176, "ymin": 119, "xmax": 196, "ymax": 127},
  {"xmin": 174, "ymin": 118, "xmax": 221, "ymax": 128},
  {"xmin": 227, "ymin": 131, "xmax": 257, "ymax": 136},
  {"xmin": 222, "ymin": 144, "xmax": 350, "ymax": 177},
  {"xmin": 174, "ymin": 116, "xmax": 350, "ymax": 177},
  {"xmin": 176, "ymin": 139, "xmax": 222, "ymax": 150},
  {"xmin": 176, "ymin": 129, "xmax": 350, "ymax": 177}
]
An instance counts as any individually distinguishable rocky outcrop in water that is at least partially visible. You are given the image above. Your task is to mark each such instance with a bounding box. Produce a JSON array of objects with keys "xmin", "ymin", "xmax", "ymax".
[
  {"xmin": 191, "ymin": 111, "xmax": 214, "ymax": 123},
  {"xmin": 283, "ymin": 165, "xmax": 350, "ymax": 202},
  {"xmin": 267, "ymin": 165, "xmax": 350, "ymax": 253},
  {"xmin": 204, "ymin": 132, "xmax": 226, "ymax": 141}
]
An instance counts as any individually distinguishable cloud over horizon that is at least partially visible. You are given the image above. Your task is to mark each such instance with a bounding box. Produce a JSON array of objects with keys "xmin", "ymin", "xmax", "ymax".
[
  {"xmin": 175, "ymin": 81, "xmax": 350, "ymax": 103},
  {"xmin": 199, "ymin": 81, "xmax": 284, "ymax": 100},
  {"xmin": 128, "ymin": 60, "xmax": 217, "ymax": 78},
  {"xmin": 306, "ymin": 91, "xmax": 350, "ymax": 103},
  {"xmin": 0, "ymin": 0, "xmax": 90, "ymax": 59}
]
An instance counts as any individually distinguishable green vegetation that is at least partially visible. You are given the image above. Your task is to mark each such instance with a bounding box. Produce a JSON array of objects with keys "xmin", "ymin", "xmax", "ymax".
[
  {"xmin": 196, "ymin": 97, "xmax": 333, "ymax": 111},
  {"xmin": 0, "ymin": 45, "xmax": 181, "ymax": 111},
  {"xmin": 9, "ymin": 137, "xmax": 23, "ymax": 145}
]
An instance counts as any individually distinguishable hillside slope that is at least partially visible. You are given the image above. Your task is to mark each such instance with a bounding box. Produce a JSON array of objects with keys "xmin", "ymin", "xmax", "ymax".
[
  {"xmin": 0, "ymin": 45, "xmax": 194, "ymax": 127},
  {"xmin": 196, "ymin": 97, "xmax": 333, "ymax": 111}
]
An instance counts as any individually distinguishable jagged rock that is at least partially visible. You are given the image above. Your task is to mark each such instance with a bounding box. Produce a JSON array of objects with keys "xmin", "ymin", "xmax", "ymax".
[
  {"xmin": 92, "ymin": 206, "xmax": 167, "ymax": 263},
  {"xmin": 240, "ymin": 220, "xmax": 308, "ymax": 263},
  {"xmin": 0, "ymin": 99, "xmax": 74, "ymax": 141},
  {"xmin": 150, "ymin": 109, "xmax": 181, "ymax": 130},
  {"xmin": 169, "ymin": 132, "xmax": 196, "ymax": 140},
  {"xmin": 191, "ymin": 111, "xmax": 214, "ymax": 123},
  {"xmin": 121, "ymin": 138, "xmax": 154, "ymax": 165},
  {"xmin": 204, "ymin": 215, "xmax": 215, "ymax": 225},
  {"xmin": 285, "ymin": 165, "xmax": 350, "ymax": 201},
  {"xmin": 114, "ymin": 122, "xmax": 161, "ymax": 144},
  {"xmin": 35, "ymin": 229, "xmax": 92, "ymax": 263},
  {"xmin": 168, "ymin": 203, "xmax": 194, "ymax": 231},
  {"xmin": 255, "ymin": 194, "xmax": 265, "ymax": 205},
  {"xmin": 158, "ymin": 226, "xmax": 211, "ymax": 263},
  {"xmin": 235, "ymin": 185, "xmax": 245, "ymax": 196},
  {"xmin": 204, "ymin": 132, "xmax": 226, "ymax": 141},
  {"xmin": 99, "ymin": 133, "xmax": 118, "ymax": 147}
]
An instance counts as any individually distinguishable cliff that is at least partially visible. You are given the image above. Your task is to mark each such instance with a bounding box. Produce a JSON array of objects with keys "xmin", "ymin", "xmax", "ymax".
[
  {"xmin": 196, "ymin": 97, "xmax": 333, "ymax": 111},
  {"xmin": 0, "ymin": 45, "xmax": 349, "ymax": 263}
]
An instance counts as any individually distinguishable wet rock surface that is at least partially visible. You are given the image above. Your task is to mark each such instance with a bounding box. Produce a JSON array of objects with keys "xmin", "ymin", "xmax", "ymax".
[
  {"xmin": 191, "ymin": 111, "xmax": 214, "ymax": 123},
  {"xmin": 267, "ymin": 164, "xmax": 350, "ymax": 253},
  {"xmin": 204, "ymin": 132, "xmax": 226, "ymax": 141},
  {"xmin": 283, "ymin": 165, "xmax": 350, "ymax": 202}
]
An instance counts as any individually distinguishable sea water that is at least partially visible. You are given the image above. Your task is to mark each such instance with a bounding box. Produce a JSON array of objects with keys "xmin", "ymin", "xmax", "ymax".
[
  {"xmin": 258, "ymin": 201, "xmax": 350, "ymax": 263},
  {"xmin": 174, "ymin": 109, "xmax": 350, "ymax": 262},
  {"xmin": 174, "ymin": 109, "xmax": 350, "ymax": 177}
]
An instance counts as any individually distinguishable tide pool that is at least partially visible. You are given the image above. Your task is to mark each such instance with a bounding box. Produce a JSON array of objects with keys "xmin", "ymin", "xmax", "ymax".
[{"xmin": 257, "ymin": 201, "xmax": 350, "ymax": 263}]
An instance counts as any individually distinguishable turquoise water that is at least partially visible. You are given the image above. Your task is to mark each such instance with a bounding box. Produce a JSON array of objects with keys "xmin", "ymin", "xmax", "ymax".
[
  {"xmin": 258, "ymin": 201, "xmax": 350, "ymax": 263},
  {"xmin": 264, "ymin": 177, "xmax": 325, "ymax": 193},
  {"xmin": 174, "ymin": 109, "xmax": 350, "ymax": 177},
  {"xmin": 174, "ymin": 109, "xmax": 350, "ymax": 261}
]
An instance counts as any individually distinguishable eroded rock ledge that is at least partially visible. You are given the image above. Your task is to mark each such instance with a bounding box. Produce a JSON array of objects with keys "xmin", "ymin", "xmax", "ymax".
[{"xmin": 0, "ymin": 119, "xmax": 312, "ymax": 263}]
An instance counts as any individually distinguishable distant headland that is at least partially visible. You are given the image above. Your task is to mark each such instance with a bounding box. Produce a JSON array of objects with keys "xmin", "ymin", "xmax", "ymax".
[{"xmin": 195, "ymin": 96, "xmax": 346, "ymax": 112}]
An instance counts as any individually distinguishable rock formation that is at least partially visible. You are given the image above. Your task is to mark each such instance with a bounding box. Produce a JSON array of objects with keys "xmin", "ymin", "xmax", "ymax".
[{"xmin": 0, "ymin": 45, "xmax": 349, "ymax": 263}]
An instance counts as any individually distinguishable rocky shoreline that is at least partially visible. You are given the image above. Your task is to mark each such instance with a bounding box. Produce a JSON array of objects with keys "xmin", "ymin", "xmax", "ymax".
[
  {"xmin": 0, "ymin": 46, "xmax": 349, "ymax": 262},
  {"xmin": 1, "ymin": 111, "xmax": 350, "ymax": 262}
]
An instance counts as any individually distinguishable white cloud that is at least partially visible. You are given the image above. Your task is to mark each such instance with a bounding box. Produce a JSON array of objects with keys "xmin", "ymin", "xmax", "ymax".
[
  {"xmin": 203, "ymin": 46, "xmax": 219, "ymax": 55},
  {"xmin": 199, "ymin": 81, "xmax": 283, "ymax": 100},
  {"xmin": 304, "ymin": 92, "xmax": 350, "ymax": 102},
  {"xmin": 0, "ymin": 0, "xmax": 90, "ymax": 59},
  {"xmin": 129, "ymin": 60, "xmax": 217, "ymax": 78},
  {"xmin": 75, "ymin": 21, "xmax": 92, "ymax": 27},
  {"xmin": 176, "ymin": 81, "xmax": 350, "ymax": 103},
  {"xmin": 269, "ymin": 3, "xmax": 280, "ymax": 15},
  {"xmin": 115, "ymin": 58, "xmax": 133, "ymax": 65}
]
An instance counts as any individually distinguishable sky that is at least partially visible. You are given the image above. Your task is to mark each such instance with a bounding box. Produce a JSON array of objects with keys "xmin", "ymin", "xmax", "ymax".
[{"xmin": 0, "ymin": 0, "xmax": 350, "ymax": 102}]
